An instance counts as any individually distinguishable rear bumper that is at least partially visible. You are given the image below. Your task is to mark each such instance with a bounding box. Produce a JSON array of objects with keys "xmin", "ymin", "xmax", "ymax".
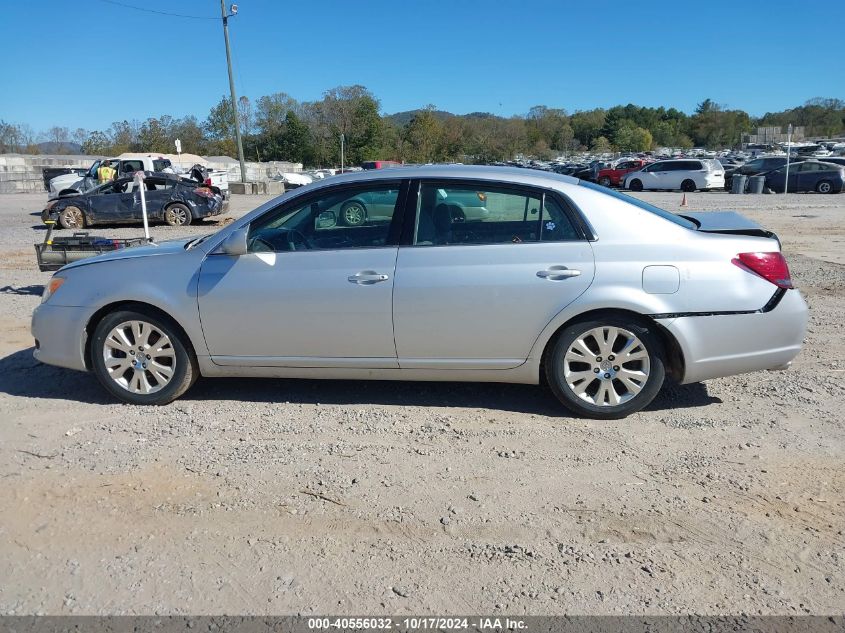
[
  {"xmin": 31, "ymin": 303, "xmax": 90, "ymax": 372},
  {"xmin": 663, "ymin": 288, "xmax": 808, "ymax": 384}
]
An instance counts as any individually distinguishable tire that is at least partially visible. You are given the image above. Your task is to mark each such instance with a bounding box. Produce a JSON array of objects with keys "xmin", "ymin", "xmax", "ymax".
[
  {"xmin": 681, "ymin": 179, "xmax": 696, "ymax": 192},
  {"xmin": 91, "ymin": 308, "xmax": 198, "ymax": 405},
  {"xmin": 544, "ymin": 314, "xmax": 666, "ymax": 420},
  {"xmin": 598, "ymin": 176, "xmax": 612, "ymax": 187},
  {"xmin": 629, "ymin": 179, "xmax": 643, "ymax": 192},
  {"xmin": 164, "ymin": 203, "xmax": 192, "ymax": 226},
  {"xmin": 58, "ymin": 206, "xmax": 85, "ymax": 229},
  {"xmin": 339, "ymin": 201, "xmax": 367, "ymax": 226},
  {"xmin": 815, "ymin": 180, "xmax": 833, "ymax": 194}
]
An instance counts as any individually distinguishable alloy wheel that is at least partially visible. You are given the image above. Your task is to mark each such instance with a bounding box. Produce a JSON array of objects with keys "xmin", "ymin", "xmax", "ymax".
[
  {"xmin": 562, "ymin": 326, "xmax": 650, "ymax": 406},
  {"xmin": 166, "ymin": 205, "xmax": 189, "ymax": 225},
  {"xmin": 102, "ymin": 320, "xmax": 176, "ymax": 394},
  {"xmin": 343, "ymin": 204, "xmax": 365, "ymax": 225},
  {"xmin": 61, "ymin": 208, "xmax": 84, "ymax": 229}
]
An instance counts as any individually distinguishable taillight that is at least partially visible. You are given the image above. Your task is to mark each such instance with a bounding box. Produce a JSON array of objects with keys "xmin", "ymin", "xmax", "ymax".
[
  {"xmin": 193, "ymin": 187, "xmax": 214, "ymax": 198},
  {"xmin": 733, "ymin": 252, "xmax": 793, "ymax": 289},
  {"xmin": 204, "ymin": 177, "xmax": 212, "ymax": 186}
]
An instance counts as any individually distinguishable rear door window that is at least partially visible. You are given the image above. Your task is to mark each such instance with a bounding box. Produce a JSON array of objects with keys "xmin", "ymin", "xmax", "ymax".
[{"xmin": 413, "ymin": 183, "xmax": 578, "ymax": 246}]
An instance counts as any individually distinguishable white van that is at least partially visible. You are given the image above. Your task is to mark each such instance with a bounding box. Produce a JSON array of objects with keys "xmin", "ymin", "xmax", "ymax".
[{"xmin": 621, "ymin": 159, "xmax": 725, "ymax": 192}]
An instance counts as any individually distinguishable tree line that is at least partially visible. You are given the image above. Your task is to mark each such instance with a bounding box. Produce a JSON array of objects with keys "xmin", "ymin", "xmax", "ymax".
[{"xmin": 1, "ymin": 90, "xmax": 843, "ymax": 167}]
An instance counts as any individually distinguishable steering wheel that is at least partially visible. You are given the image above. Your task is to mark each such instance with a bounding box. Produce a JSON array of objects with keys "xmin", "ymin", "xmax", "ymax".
[
  {"xmin": 248, "ymin": 236, "xmax": 275, "ymax": 252},
  {"xmin": 283, "ymin": 228, "xmax": 313, "ymax": 251}
]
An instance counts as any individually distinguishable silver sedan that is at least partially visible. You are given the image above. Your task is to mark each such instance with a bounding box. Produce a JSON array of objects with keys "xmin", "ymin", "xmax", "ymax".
[{"xmin": 31, "ymin": 166, "xmax": 807, "ymax": 419}]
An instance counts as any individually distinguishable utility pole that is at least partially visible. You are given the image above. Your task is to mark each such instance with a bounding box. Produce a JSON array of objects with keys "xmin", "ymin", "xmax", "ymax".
[
  {"xmin": 220, "ymin": 1, "xmax": 247, "ymax": 183},
  {"xmin": 783, "ymin": 123, "xmax": 793, "ymax": 195},
  {"xmin": 340, "ymin": 133, "xmax": 345, "ymax": 172}
]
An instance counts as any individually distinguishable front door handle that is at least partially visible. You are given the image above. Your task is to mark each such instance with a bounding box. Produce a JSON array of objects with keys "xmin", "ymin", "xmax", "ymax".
[
  {"xmin": 348, "ymin": 270, "xmax": 390, "ymax": 285},
  {"xmin": 537, "ymin": 266, "xmax": 581, "ymax": 281}
]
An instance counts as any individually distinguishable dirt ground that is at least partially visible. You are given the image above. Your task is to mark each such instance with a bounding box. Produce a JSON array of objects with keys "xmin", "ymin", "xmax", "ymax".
[{"xmin": 0, "ymin": 188, "xmax": 843, "ymax": 616}]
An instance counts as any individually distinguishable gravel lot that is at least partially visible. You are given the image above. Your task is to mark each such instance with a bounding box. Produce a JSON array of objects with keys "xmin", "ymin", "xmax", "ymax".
[{"xmin": 0, "ymin": 189, "xmax": 843, "ymax": 616}]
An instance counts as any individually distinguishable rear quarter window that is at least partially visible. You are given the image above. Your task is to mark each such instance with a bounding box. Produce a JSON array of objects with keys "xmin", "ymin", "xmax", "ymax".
[{"xmin": 578, "ymin": 181, "xmax": 697, "ymax": 230}]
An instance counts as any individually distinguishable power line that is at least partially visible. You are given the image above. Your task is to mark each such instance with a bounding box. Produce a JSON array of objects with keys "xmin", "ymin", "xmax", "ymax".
[{"xmin": 95, "ymin": 0, "xmax": 218, "ymax": 20}]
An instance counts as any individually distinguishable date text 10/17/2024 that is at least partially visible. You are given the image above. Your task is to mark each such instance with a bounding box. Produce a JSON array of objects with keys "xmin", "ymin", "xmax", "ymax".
[{"xmin": 307, "ymin": 617, "xmax": 527, "ymax": 630}]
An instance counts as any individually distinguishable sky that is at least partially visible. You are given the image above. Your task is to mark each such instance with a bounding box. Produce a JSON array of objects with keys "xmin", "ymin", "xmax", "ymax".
[{"xmin": 0, "ymin": 0, "xmax": 839, "ymax": 134}]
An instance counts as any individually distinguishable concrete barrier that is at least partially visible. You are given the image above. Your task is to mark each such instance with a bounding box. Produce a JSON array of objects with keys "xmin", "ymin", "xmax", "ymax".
[
  {"xmin": 230, "ymin": 181, "xmax": 286, "ymax": 195},
  {"xmin": 0, "ymin": 153, "xmax": 301, "ymax": 194}
]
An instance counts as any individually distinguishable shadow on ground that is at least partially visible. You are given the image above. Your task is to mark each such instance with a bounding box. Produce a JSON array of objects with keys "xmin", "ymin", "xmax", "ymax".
[
  {"xmin": 0, "ymin": 347, "xmax": 721, "ymax": 416},
  {"xmin": 0, "ymin": 284, "xmax": 44, "ymax": 296}
]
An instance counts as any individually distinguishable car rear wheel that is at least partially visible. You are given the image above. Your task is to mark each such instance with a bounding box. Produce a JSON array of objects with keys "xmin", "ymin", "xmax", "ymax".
[
  {"xmin": 816, "ymin": 180, "xmax": 833, "ymax": 194},
  {"xmin": 598, "ymin": 176, "xmax": 612, "ymax": 187},
  {"xmin": 681, "ymin": 179, "xmax": 696, "ymax": 192},
  {"xmin": 164, "ymin": 203, "xmax": 192, "ymax": 226},
  {"xmin": 545, "ymin": 315, "xmax": 666, "ymax": 420},
  {"xmin": 91, "ymin": 309, "xmax": 198, "ymax": 405},
  {"xmin": 339, "ymin": 201, "xmax": 367, "ymax": 226},
  {"xmin": 58, "ymin": 206, "xmax": 85, "ymax": 229},
  {"xmin": 629, "ymin": 179, "xmax": 643, "ymax": 192}
]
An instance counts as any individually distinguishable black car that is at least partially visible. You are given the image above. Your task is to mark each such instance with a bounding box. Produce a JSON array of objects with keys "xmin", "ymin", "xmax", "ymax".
[
  {"xmin": 724, "ymin": 156, "xmax": 790, "ymax": 190},
  {"xmin": 43, "ymin": 172, "xmax": 224, "ymax": 229},
  {"xmin": 762, "ymin": 160, "xmax": 845, "ymax": 194}
]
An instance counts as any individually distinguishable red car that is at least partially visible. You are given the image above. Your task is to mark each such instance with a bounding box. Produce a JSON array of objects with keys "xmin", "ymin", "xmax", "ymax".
[{"xmin": 596, "ymin": 159, "xmax": 649, "ymax": 187}]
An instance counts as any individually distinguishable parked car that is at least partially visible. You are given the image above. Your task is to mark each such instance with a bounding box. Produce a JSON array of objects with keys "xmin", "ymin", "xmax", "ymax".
[
  {"xmin": 41, "ymin": 166, "xmax": 87, "ymax": 191},
  {"xmin": 596, "ymin": 159, "xmax": 649, "ymax": 187},
  {"xmin": 41, "ymin": 172, "xmax": 225, "ymax": 229},
  {"xmin": 724, "ymin": 156, "xmax": 789, "ymax": 190},
  {"xmin": 622, "ymin": 159, "xmax": 725, "ymax": 192},
  {"xmin": 47, "ymin": 157, "xmax": 173, "ymax": 199},
  {"xmin": 178, "ymin": 164, "xmax": 230, "ymax": 200},
  {"xmin": 762, "ymin": 160, "xmax": 845, "ymax": 193},
  {"xmin": 32, "ymin": 166, "xmax": 807, "ymax": 419},
  {"xmin": 332, "ymin": 187, "xmax": 489, "ymax": 226},
  {"xmin": 361, "ymin": 160, "xmax": 403, "ymax": 170}
]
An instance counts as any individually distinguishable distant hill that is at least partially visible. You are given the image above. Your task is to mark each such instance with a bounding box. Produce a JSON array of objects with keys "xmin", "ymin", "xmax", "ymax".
[
  {"xmin": 386, "ymin": 109, "xmax": 455, "ymax": 126},
  {"xmin": 37, "ymin": 141, "xmax": 83, "ymax": 154},
  {"xmin": 385, "ymin": 109, "xmax": 501, "ymax": 127}
]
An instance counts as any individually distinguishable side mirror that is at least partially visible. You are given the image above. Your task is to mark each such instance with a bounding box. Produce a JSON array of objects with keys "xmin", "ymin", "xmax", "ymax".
[
  {"xmin": 215, "ymin": 225, "xmax": 248, "ymax": 256},
  {"xmin": 315, "ymin": 211, "xmax": 337, "ymax": 229}
]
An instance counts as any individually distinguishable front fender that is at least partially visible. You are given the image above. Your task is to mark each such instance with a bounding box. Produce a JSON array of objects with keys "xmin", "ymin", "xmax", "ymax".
[{"xmin": 49, "ymin": 252, "xmax": 209, "ymax": 358}]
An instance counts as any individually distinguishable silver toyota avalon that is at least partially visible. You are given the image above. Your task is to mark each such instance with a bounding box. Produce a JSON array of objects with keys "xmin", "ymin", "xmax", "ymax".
[{"xmin": 31, "ymin": 166, "xmax": 807, "ymax": 419}]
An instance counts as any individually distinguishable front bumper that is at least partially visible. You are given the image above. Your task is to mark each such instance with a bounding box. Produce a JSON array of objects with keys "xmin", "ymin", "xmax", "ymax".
[
  {"xmin": 31, "ymin": 303, "xmax": 91, "ymax": 372},
  {"xmin": 663, "ymin": 288, "xmax": 808, "ymax": 384}
]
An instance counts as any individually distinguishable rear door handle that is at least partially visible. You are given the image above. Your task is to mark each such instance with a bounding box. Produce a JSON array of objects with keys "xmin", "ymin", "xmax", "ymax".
[
  {"xmin": 348, "ymin": 270, "xmax": 390, "ymax": 285},
  {"xmin": 537, "ymin": 266, "xmax": 581, "ymax": 280}
]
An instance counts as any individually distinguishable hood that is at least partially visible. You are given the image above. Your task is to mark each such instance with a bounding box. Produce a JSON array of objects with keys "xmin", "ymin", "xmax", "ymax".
[
  {"xmin": 60, "ymin": 237, "xmax": 195, "ymax": 271},
  {"xmin": 50, "ymin": 173, "xmax": 84, "ymax": 188}
]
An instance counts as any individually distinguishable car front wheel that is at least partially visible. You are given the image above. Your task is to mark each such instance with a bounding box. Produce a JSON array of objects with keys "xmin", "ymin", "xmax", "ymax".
[
  {"xmin": 91, "ymin": 309, "xmax": 198, "ymax": 405},
  {"xmin": 545, "ymin": 315, "xmax": 666, "ymax": 419},
  {"xmin": 58, "ymin": 206, "xmax": 85, "ymax": 229},
  {"xmin": 628, "ymin": 179, "xmax": 643, "ymax": 192},
  {"xmin": 598, "ymin": 176, "xmax": 612, "ymax": 187}
]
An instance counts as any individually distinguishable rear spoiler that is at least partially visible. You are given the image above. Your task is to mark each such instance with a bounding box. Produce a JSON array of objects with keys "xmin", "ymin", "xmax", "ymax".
[{"xmin": 679, "ymin": 211, "xmax": 778, "ymax": 243}]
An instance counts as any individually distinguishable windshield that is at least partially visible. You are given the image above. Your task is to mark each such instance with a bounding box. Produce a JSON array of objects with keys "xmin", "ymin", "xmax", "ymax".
[{"xmin": 578, "ymin": 181, "xmax": 697, "ymax": 229}]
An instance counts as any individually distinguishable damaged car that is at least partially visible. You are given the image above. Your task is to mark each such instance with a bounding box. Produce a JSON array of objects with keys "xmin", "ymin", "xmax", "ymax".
[{"xmin": 42, "ymin": 172, "xmax": 224, "ymax": 229}]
